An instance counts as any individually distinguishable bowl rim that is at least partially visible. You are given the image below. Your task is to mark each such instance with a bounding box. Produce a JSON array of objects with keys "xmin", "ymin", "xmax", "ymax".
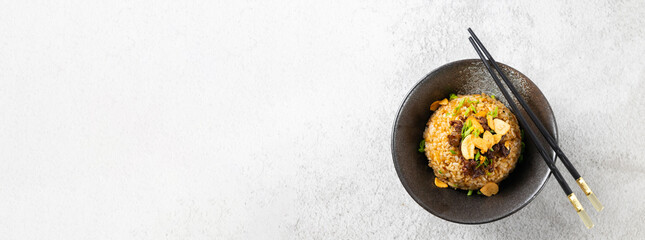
[{"xmin": 391, "ymin": 59, "xmax": 559, "ymax": 224}]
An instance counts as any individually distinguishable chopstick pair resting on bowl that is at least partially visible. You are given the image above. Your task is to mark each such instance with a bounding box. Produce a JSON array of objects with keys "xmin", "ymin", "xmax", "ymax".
[{"xmin": 467, "ymin": 28, "xmax": 603, "ymax": 229}]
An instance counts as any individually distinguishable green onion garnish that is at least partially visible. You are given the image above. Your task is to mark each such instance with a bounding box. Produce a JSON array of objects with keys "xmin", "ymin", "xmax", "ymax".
[
  {"xmin": 473, "ymin": 129, "xmax": 480, "ymax": 137},
  {"xmin": 467, "ymin": 190, "xmax": 473, "ymax": 196},
  {"xmin": 461, "ymin": 120, "xmax": 472, "ymax": 137},
  {"xmin": 418, "ymin": 140, "xmax": 425, "ymax": 152},
  {"xmin": 470, "ymin": 105, "xmax": 478, "ymax": 114},
  {"xmin": 487, "ymin": 171, "xmax": 493, "ymax": 176},
  {"xmin": 454, "ymin": 98, "xmax": 466, "ymax": 113},
  {"xmin": 461, "ymin": 124, "xmax": 466, "ymax": 135},
  {"xmin": 475, "ymin": 151, "xmax": 481, "ymax": 161},
  {"xmin": 438, "ymin": 170, "xmax": 443, "ymax": 174},
  {"xmin": 477, "ymin": 191, "xmax": 482, "ymax": 195},
  {"xmin": 518, "ymin": 155, "xmax": 524, "ymax": 163},
  {"xmin": 487, "ymin": 106, "xmax": 499, "ymax": 118},
  {"xmin": 491, "ymin": 94, "xmax": 496, "ymax": 99},
  {"xmin": 463, "ymin": 127, "xmax": 473, "ymax": 138},
  {"xmin": 521, "ymin": 129, "xmax": 525, "ymax": 139},
  {"xmin": 449, "ymin": 150, "xmax": 457, "ymax": 155},
  {"xmin": 449, "ymin": 93, "xmax": 457, "ymax": 100}
]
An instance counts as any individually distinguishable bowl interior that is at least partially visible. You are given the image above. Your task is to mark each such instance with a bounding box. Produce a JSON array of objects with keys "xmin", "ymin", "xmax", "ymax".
[{"xmin": 392, "ymin": 59, "xmax": 557, "ymax": 224}]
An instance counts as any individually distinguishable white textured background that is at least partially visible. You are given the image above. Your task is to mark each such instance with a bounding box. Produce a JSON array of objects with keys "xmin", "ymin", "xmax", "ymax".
[{"xmin": 1, "ymin": 1, "xmax": 643, "ymax": 239}]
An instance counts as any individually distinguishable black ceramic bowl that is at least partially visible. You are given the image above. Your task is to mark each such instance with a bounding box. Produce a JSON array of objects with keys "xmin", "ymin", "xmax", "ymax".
[{"xmin": 392, "ymin": 59, "xmax": 557, "ymax": 224}]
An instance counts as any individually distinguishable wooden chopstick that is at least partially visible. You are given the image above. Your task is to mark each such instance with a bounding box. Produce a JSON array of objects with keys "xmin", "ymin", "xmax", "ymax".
[
  {"xmin": 467, "ymin": 28, "xmax": 603, "ymax": 213},
  {"xmin": 467, "ymin": 33, "xmax": 594, "ymax": 229}
]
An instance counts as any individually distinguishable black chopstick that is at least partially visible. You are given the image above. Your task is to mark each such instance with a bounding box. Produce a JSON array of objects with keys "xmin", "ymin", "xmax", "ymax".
[
  {"xmin": 468, "ymin": 28, "xmax": 603, "ymax": 213},
  {"xmin": 467, "ymin": 34, "xmax": 593, "ymax": 229}
]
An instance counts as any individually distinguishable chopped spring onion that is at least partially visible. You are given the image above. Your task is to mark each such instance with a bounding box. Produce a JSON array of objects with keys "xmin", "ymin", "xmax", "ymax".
[
  {"xmin": 473, "ymin": 129, "xmax": 480, "ymax": 137},
  {"xmin": 470, "ymin": 105, "xmax": 478, "ymax": 114},
  {"xmin": 521, "ymin": 129, "xmax": 525, "ymax": 139},
  {"xmin": 477, "ymin": 190, "xmax": 482, "ymax": 195},
  {"xmin": 478, "ymin": 157, "xmax": 490, "ymax": 168},
  {"xmin": 491, "ymin": 94, "xmax": 496, "ymax": 99},
  {"xmin": 487, "ymin": 106, "xmax": 499, "ymax": 118},
  {"xmin": 476, "ymin": 155, "xmax": 485, "ymax": 168},
  {"xmin": 418, "ymin": 140, "xmax": 425, "ymax": 152},
  {"xmin": 454, "ymin": 98, "xmax": 466, "ymax": 113},
  {"xmin": 487, "ymin": 171, "xmax": 493, "ymax": 176},
  {"xmin": 449, "ymin": 93, "xmax": 458, "ymax": 100},
  {"xmin": 475, "ymin": 151, "xmax": 481, "ymax": 161},
  {"xmin": 463, "ymin": 127, "xmax": 473, "ymax": 138},
  {"xmin": 467, "ymin": 190, "xmax": 473, "ymax": 196},
  {"xmin": 449, "ymin": 150, "xmax": 457, "ymax": 155},
  {"xmin": 461, "ymin": 120, "xmax": 472, "ymax": 136},
  {"xmin": 438, "ymin": 170, "xmax": 443, "ymax": 174},
  {"xmin": 518, "ymin": 155, "xmax": 524, "ymax": 163},
  {"xmin": 461, "ymin": 124, "xmax": 465, "ymax": 135}
]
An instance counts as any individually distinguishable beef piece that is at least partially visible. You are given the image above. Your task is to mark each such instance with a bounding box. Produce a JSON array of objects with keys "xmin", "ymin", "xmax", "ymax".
[
  {"xmin": 450, "ymin": 120, "xmax": 463, "ymax": 132},
  {"xmin": 448, "ymin": 132, "xmax": 461, "ymax": 147},
  {"xmin": 461, "ymin": 157, "xmax": 485, "ymax": 177},
  {"xmin": 492, "ymin": 143, "xmax": 502, "ymax": 157},
  {"xmin": 477, "ymin": 116, "xmax": 490, "ymax": 131},
  {"xmin": 501, "ymin": 143, "xmax": 510, "ymax": 156},
  {"xmin": 485, "ymin": 135, "xmax": 509, "ymax": 157},
  {"xmin": 492, "ymin": 142, "xmax": 510, "ymax": 157},
  {"xmin": 448, "ymin": 120, "xmax": 463, "ymax": 147},
  {"xmin": 484, "ymin": 149, "xmax": 495, "ymax": 160},
  {"xmin": 461, "ymin": 157, "xmax": 475, "ymax": 176},
  {"xmin": 484, "ymin": 143, "xmax": 503, "ymax": 159}
]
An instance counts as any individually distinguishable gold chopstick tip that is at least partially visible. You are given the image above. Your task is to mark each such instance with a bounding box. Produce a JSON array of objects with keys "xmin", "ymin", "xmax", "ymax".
[
  {"xmin": 576, "ymin": 178, "xmax": 604, "ymax": 212},
  {"xmin": 577, "ymin": 209, "xmax": 594, "ymax": 229},
  {"xmin": 568, "ymin": 193, "xmax": 594, "ymax": 229},
  {"xmin": 587, "ymin": 192, "xmax": 604, "ymax": 212}
]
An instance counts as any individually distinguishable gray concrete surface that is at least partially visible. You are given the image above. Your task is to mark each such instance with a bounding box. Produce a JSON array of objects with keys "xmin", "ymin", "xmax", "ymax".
[{"xmin": 1, "ymin": 0, "xmax": 643, "ymax": 239}]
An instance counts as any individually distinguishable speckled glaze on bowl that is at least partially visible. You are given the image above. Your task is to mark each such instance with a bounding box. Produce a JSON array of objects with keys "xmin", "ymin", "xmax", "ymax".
[{"xmin": 391, "ymin": 59, "xmax": 558, "ymax": 224}]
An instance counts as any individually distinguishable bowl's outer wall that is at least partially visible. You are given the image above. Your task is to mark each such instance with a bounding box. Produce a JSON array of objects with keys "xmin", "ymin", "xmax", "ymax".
[{"xmin": 392, "ymin": 59, "xmax": 558, "ymax": 224}]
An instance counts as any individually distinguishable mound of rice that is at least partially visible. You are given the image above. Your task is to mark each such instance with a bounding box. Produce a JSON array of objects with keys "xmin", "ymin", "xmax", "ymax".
[{"xmin": 423, "ymin": 94, "xmax": 522, "ymax": 190}]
